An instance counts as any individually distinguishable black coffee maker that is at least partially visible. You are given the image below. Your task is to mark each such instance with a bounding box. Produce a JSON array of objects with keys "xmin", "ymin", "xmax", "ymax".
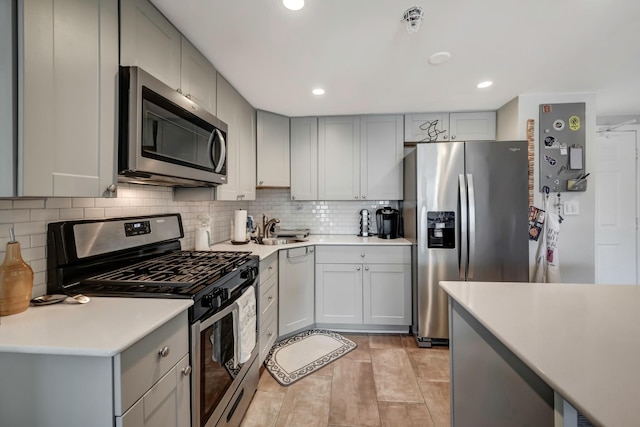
[{"xmin": 376, "ymin": 207, "xmax": 401, "ymax": 239}]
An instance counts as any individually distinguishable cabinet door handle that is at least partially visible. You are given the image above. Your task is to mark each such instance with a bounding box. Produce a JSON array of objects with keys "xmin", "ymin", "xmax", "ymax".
[
  {"xmin": 158, "ymin": 346, "xmax": 170, "ymax": 358},
  {"xmin": 267, "ymin": 331, "xmax": 273, "ymax": 337},
  {"xmin": 259, "ymin": 180, "xmax": 264, "ymax": 185},
  {"xmin": 292, "ymin": 195, "xmax": 296, "ymax": 200},
  {"xmin": 182, "ymin": 365, "xmax": 192, "ymax": 376},
  {"xmin": 361, "ymin": 253, "xmax": 365, "ymax": 257},
  {"xmin": 268, "ymin": 295, "xmax": 273, "ymax": 301},
  {"xmin": 365, "ymin": 266, "xmax": 369, "ymax": 271},
  {"xmin": 362, "ymin": 195, "xmax": 366, "ymax": 199},
  {"xmin": 268, "ymin": 266, "xmax": 273, "ymax": 270},
  {"xmin": 451, "ymin": 135, "xmax": 456, "ymax": 140},
  {"xmin": 186, "ymin": 94, "xmax": 192, "ymax": 100},
  {"xmin": 354, "ymin": 196, "xmax": 359, "ymax": 199},
  {"xmin": 356, "ymin": 266, "xmax": 361, "ymax": 271},
  {"xmin": 177, "ymin": 88, "xmax": 182, "ymax": 94}
]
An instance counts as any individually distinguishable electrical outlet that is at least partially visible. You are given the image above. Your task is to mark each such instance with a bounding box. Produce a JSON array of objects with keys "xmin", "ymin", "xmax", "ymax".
[{"xmin": 563, "ymin": 200, "xmax": 580, "ymax": 216}]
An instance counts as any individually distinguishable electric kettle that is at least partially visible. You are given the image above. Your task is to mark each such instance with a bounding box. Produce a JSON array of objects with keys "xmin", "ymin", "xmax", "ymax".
[{"xmin": 376, "ymin": 207, "xmax": 401, "ymax": 239}]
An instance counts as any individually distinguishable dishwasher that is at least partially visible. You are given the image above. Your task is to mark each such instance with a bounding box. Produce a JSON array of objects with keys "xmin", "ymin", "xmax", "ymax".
[{"xmin": 279, "ymin": 246, "xmax": 315, "ymax": 336}]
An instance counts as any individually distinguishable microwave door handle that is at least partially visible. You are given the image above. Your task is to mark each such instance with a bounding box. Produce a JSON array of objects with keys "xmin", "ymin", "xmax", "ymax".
[{"xmin": 210, "ymin": 129, "xmax": 226, "ymax": 174}]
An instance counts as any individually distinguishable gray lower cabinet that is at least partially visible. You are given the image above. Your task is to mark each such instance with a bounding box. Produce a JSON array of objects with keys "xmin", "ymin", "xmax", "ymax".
[
  {"xmin": 258, "ymin": 253, "xmax": 279, "ymax": 364},
  {"xmin": 315, "ymin": 245, "xmax": 411, "ymax": 327},
  {"xmin": 279, "ymin": 246, "xmax": 315, "ymax": 337},
  {"xmin": 0, "ymin": 311, "xmax": 190, "ymax": 427}
]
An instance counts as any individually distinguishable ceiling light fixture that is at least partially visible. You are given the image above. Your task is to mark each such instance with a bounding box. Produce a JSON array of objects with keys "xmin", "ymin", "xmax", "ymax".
[
  {"xmin": 428, "ymin": 51, "xmax": 452, "ymax": 65},
  {"xmin": 283, "ymin": 0, "xmax": 304, "ymax": 11},
  {"xmin": 477, "ymin": 81, "xmax": 493, "ymax": 89},
  {"xmin": 403, "ymin": 6, "xmax": 424, "ymax": 33},
  {"xmin": 312, "ymin": 88, "xmax": 325, "ymax": 96}
]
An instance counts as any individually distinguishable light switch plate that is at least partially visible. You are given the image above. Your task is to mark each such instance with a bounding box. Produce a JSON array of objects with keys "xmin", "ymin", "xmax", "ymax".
[{"xmin": 563, "ymin": 200, "xmax": 580, "ymax": 216}]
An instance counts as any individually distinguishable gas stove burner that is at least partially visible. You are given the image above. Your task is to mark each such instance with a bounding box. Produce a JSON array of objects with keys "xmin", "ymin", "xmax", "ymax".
[{"xmin": 81, "ymin": 250, "xmax": 253, "ymax": 293}]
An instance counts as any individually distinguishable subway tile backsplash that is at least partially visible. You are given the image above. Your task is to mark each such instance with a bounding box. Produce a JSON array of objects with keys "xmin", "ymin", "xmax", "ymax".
[{"xmin": 0, "ymin": 185, "xmax": 397, "ymax": 297}]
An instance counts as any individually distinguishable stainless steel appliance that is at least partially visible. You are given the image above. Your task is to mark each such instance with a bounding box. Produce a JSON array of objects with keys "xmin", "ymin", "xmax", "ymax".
[
  {"xmin": 46, "ymin": 214, "xmax": 259, "ymax": 427},
  {"xmin": 376, "ymin": 207, "xmax": 401, "ymax": 239},
  {"xmin": 119, "ymin": 66, "xmax": 228, "ymax": 187},
  {"xmin": 403, "ymin": 141, "xmax": 528, "ymax": 347}
]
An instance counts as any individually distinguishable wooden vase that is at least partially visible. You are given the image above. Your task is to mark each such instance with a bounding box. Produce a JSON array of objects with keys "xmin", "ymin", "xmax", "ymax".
[{"xmin": 0, "ymin": 241, "xmax": 34, "ymax": 316}]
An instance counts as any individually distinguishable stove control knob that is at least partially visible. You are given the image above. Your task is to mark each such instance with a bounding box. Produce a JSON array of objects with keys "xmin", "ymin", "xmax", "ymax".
[
  {"xmin": 241, "ymin": 268, "xmax": 257, "ymax": 281},
  {"xmin": 202, "ymin": 293, "xmax": 220, "ymax": 308}
]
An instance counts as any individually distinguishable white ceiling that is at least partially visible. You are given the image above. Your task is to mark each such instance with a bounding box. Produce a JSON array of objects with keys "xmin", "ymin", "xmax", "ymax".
[{"xmin": 150, "ymin": 0, "xmax": 640, "ymax": 118}]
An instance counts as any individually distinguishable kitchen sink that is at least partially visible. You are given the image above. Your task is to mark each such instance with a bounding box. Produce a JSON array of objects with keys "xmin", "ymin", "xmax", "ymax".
[{"xmin": 260, "ymin": 237, "xmax": 308, "ymax": 245}]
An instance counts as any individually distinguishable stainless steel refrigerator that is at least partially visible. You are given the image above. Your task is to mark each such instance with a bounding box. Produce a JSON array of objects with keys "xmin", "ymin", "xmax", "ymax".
[{"xmin": 402, "ymin": 141, "xmax": 529, "ymax": 347}]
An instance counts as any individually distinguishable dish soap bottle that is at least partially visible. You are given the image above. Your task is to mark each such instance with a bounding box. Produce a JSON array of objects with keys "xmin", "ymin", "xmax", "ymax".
[{"xmin": 0, "ymin": 227, "xmax": 34, "ymax": 316}]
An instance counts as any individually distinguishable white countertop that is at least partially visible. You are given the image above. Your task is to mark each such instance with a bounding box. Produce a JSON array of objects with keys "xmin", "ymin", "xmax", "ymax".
[
  {"xmin": 440, "ymin": 281, "xmax": 640, "ymax": 427},
  {"xmin": 0, "ymin": 297, "xmax": 192, "ymax": 357},
  {"xmin": 211, "ymin": 234, "xmax": 411, "ymax": 260}
]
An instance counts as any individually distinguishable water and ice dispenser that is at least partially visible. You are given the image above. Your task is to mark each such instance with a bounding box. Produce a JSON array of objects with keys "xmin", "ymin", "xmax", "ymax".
[{"xmin": 427, "ymin": 211, "xmax": 455, "ymax": 248}]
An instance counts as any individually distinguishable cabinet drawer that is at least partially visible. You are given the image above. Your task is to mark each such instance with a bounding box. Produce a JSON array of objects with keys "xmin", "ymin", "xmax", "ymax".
[
  {"xmin": 116, "ymin": 354, "xmax": 190, "ymax": 427},
  {"xmin": 114, "ymin": 311, "xmax": 188, "ymax": 416},
  {"xmin": 260, "ymin": 253, "xmax": 278, "ymax": 284},
  {"xmin": 315, "ymin": 245, "xmax": 410, "ymax": 264},
  {"xmin": 259, "ymin": 311, "xmax": 278, "ymax": 363},
  {"xmin": 260, "ymin": 273, "xmax": 278, "ymax": 318}
]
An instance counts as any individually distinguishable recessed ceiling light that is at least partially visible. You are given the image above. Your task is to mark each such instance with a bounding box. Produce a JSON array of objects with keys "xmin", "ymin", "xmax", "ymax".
[
  {"xmin": 477, "ymin": 81, "xmax": 493, "ymax": 89},
  {"xmin": 312, "ymin": 88, "xmax": 325, "ymax": 96},
  {"xmin": 428, "ymin": 51, "xmax": 451, "ymax": 65},
  {"xmin": 283, "ymin": 0, "xmax": 304, "ymax": 11}
]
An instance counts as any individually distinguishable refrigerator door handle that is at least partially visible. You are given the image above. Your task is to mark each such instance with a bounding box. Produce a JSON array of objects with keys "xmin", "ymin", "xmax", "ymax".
[
  {"xmin": 467, "ymin": 174, "xmax": 476, "ymax": 279},
  {"xmin": 458, "ymin": 174, "xmax": 468, "ymax": 279}
]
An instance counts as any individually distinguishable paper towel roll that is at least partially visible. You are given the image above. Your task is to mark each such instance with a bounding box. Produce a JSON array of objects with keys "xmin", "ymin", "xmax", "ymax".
[{"xmin": 233, "ymin": 210, "xmax": 248, "ymax": 242}]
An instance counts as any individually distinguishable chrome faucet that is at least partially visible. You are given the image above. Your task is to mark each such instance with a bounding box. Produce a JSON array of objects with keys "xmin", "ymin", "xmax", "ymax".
[{"xmin": 263, "ymin": 215, "xmax": 280, "ymax": 239}]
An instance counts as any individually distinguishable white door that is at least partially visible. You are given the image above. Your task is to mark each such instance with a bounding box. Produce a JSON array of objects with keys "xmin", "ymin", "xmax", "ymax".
[{"xmin": 595, "ymin": 129, "xmax": 638, "ymax": 284}]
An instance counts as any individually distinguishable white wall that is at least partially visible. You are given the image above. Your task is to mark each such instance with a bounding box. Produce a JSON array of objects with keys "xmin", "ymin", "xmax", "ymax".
[{"xmin": 502, "ymin": 93, "xmax": 597, "ymax": 283}]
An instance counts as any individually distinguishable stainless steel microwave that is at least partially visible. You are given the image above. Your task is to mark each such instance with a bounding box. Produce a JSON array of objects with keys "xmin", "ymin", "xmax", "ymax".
[{"xmin": 118, "ymin": 66, "xmax": 227, "ymax": 187}]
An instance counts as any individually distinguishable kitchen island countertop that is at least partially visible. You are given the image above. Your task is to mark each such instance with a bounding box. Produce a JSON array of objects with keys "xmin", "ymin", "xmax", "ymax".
[
  {"xmin": 0, "ymin": 297, "xmax": 192, "ymax": 357},
  {"xmin": 440, "ymin": 280, "xmax": 640, "ymax": 427},
  {"xmin": 211, "ymin": 234, "xmax": 411, "ymax": 260}
]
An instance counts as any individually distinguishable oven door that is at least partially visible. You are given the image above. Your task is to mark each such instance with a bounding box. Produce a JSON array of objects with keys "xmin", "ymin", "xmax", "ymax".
[{"xmin": 191, "ymin": 288, "xmax": 259, "ymax": 427}]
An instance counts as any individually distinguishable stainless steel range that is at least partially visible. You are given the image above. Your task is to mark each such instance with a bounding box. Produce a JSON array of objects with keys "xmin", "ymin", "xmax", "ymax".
[{"xmin": 47, "ymin": 213, "xmax": 259, "ymax": 427}]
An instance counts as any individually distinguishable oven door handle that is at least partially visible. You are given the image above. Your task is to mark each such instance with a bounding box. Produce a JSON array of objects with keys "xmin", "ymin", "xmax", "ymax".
[{"xmin": 232, "ymin": 301, "xmax": 240, "ymax": 369}]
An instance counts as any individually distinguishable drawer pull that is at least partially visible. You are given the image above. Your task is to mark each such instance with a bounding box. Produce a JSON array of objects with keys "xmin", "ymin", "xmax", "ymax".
[
  {"xmin": 361, "ymin": 253, "xmax": 365, "ymax": 257},
  {"xmin": 268, "ymin": 266, "xmax": 273, "ymax": 270},
  {"xmin": 158, "ymin": 346, "xmax": 170, "ymax": 358},
  {"xmin": 182, "ymin": 365, "xmax": 192, "ymax": 376},
  {"xmin": 356, "ymin": 266, "xmax": 361, "ymax": 271},
  {"xmin": 268, "ymin": 295, "xmax": 273, "ymax": 301},
  {"xmin": 267, "ymin": 331, "xmax": 273, "ymax": 337}
]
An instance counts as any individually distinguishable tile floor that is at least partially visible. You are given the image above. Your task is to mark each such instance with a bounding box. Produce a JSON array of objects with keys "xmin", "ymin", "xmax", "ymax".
[{"xmin": 240, "ymin": 334, "xmax": 450, "ymax": 427}]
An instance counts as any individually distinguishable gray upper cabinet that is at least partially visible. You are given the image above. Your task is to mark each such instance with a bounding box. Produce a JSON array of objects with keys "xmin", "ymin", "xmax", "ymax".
[
  {"xmin": 404, "ymin": 111, "xmax": 496, "ymax": 142},
  {"xmin": 360, "ymin": 115, "xmax": 404, "ymax": 200},
  {"xmin": 12, "ymin": 0, "xmax": 118, "ymax": 197},
  {"xmin": 180, "ymin": 37, "xmax": 217, "ymax": 115},
  {"xmin": 290, "ymin": 117, "xmax": 318, "ymax": 201},
  {"xmin": 318, "ymin": 115, "xmax": 403, "ymax": 201},
  {"xmin": 318, "ymin": 116, "xmax": 361, "ymax": 200},
  {"xmin": 120, "ymin": 0, "xmax": 217, "ymax": 115},
  {"xmin": 257, "ymin": 110, "xmax": 290, "ymax": 187},
  {"xmin": 0, "ymin": 0, "xmax": 16, "ymax": 196},
  {"xmin": 216, "ymin": 74, "xmax": 256, "ymax": 201},
  {"xmin": 120, "ymin": 0, "xmax": 181, "ymax": 90}
]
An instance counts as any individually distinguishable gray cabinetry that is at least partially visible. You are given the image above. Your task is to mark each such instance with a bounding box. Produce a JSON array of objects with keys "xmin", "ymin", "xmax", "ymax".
[
  {"xmin": 405, "ymin": 111, "xmax": 496, "ymax": 142},
  {"xmin": 290, "ymin": 117, "xmax": 318, "ymax": 200},
  {"xmin": 315, "ymin": 245, "xmax": 411, "ymax": 328},
  {"xmin": 279, "ymin": 246, "xmax": 315, "ymax": 337},
  {"xmin": 120, "ymin": 0, "xmax": 217, "ymax": 115},
  {"xmin": 318, "ymin": 115, "xmax": 404, "ymax": 200},
  {"xmin": 318, "ymin": 116, "xmax": 361, "ymax": 200},
  {"xmin": 257, "ymin": 110, "xmax": 290, "ymax": 187},
  {"xmin": 9, "ymin": 0, "xmax": 118, "ymax": 197},
  {"xmin": 0, "ymin": 311, "xmax": 190, "ymax": 427},
  {"xmin": 216, "ymin": 74, "xmax": 256, "ymax": 201},
  {"xmin": 258, "ymin": 253, "xmax": 279, "ymax": 364}
]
